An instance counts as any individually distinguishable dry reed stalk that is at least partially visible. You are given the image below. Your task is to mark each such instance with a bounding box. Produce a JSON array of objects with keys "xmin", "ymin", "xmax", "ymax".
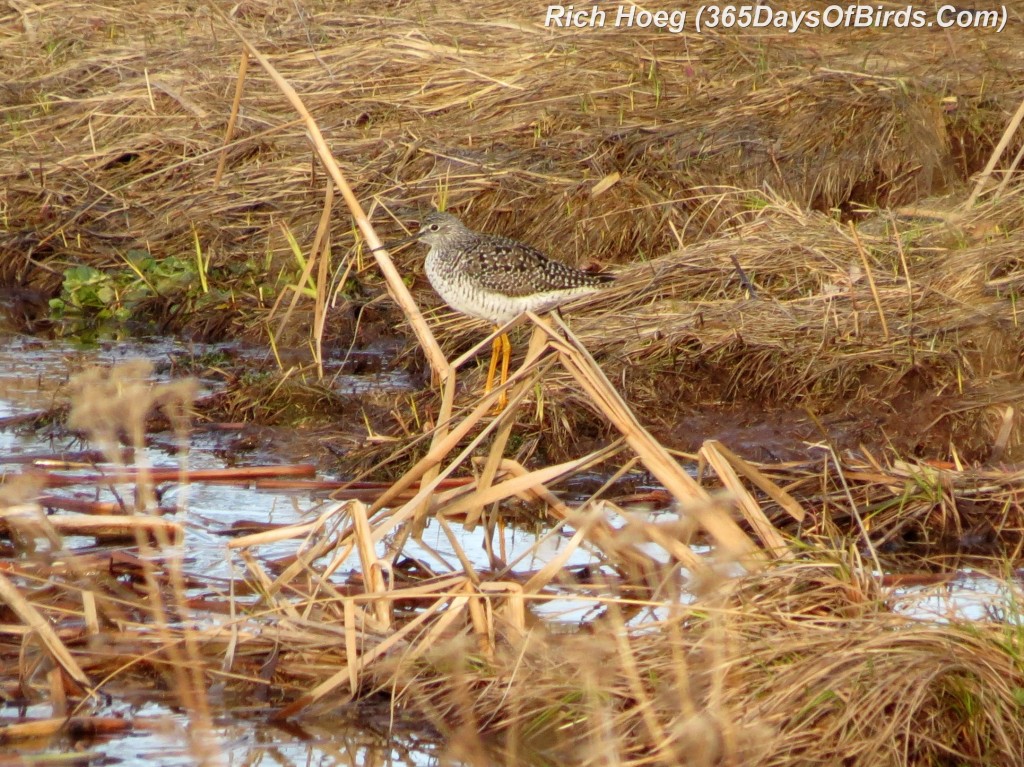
[
  {"xmin": 0, "ymin": 717, "xmax": 136, "ymax": 741},
  {"xmin": 965, "ymin": 93, "xmax": 1024, "ymax": 209},
  {"xmin": 266, "ymin": 382, "xmax": 517, "ymax": 588},
  {"xmin": 271, "ymin": 583, "xmax": 468, "ymax": 720},
  {"xmin": 698, "ymin": 442, "xmax": 793, "ymax": 559},
  {"xmin": 432, "ymin": 513, "xmax": 483, "ymax": 583},
  {"xmin": 996, "ymin": 139, "xmax": 1024, "ymax": 200},
  {"xmin": 34, "ymin": 465, "xmax": 315, "ymax": 490},
  {"xmin": 411, "ymin": 347, "xmax": 467, "ymax": 528},
  {"xmin": 439, "ymin": 454, "xmax": 609, "ymax": 521},
  {"xmin": 210, "ymin": 7, "xmax": 450, "ymax": 381},
  {"xmin": 423, "ymin": 322, "xmax": 538, "ymax": 505},
  {"xmin": 0, "ymin": 571, "xmax": 91, "ymax": 688},
  {"xmin": 462, "ymin": 411, "xmax": 514, "ymax": 531},
  {"xmin": 491, "ymin": 454, "xmax": 666, "ymax": 579},
  {"xmin": 34, "ymin": 495, "xmax": 123, "ymax": 515},
  {"xmin": 226, "ymin": 502, "xmax": 346, "ymax": 550},
  {"xmin": 32, "ymin": 515, "xmax": 183, "ymax": 541},
  {"xmin": 366, "ymin": 386, "xmax": 506, "ymax": 517},
  {"xmin": 849, "ymin": 222, "xmax": 890, "ymax": 341},
  {"xmin": 213, "ymin": 48, "xmax": 248, "ymax": 188},
  {"xmin": 521, "ymin": 505, "xmax": 609, "ymax": 594},
  {"xmin": 477, "ymin": 581, "xmax": 526, "ymax": 636},
  {"xmin": 314, "ymin": 219, "xmax": 332, "ymax": 376},
  {"xmin": 372, "ymin": 338, "xmax": 562, "ymax": 535},
  {"xmin": 702, "ymin": 440, "xmax": 805, "ymax": 523},
  {"xmin": 539, "ymin": 312, "xmax": 767, "ymax": 565},
  {"xmin": 238, "ymin": 549, "xmax": 303, "ymax": 622},
  {"xmin": 349, "ymin": 499, "xmax": 392, "ymax": 629},
  {"xmin": 991, "ymin": 404, "xmax": 1016, "ymax": 462}
]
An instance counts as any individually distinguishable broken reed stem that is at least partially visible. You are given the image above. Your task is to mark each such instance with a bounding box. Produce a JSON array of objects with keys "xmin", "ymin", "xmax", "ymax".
[
  {"xmin": 369, "ymin": 326, "xmax": 554, "ymax": 521},
  {"xmin": 475, "ymin": 450, "xmax": 667, "ymax": 581},
  {"xmin": 441, "ymin": 450, "xmax": 613, "ymax": 521},
  {"xmin": 965, "ymin": 92, "xmax": 1024, "ymax": 209},
  {"xmin": 698, "ymin": 441, "xmax": 793, "ymax": 559},
  {"xmin": 849, "ymin": 223, "xmax": 890, "ymax": 341},
  {"xmin": 703, "ymin": 440, "xmax": 805, "ymax": 523},
  {"xmin": 264, "ymin": 383, "xmax": 518, "ymax": 590},
  {"xmin": 211, "ymin": 7, "xmax": 451, "ymax": 381},
  {"xmin": 372, "ymin": 359, "xmax": 554, "ymax": 543},
  {"xmin": 213, "ymin": 46, "xmax": 248, "ymax": 188},
  {"xmin": 537, "ymin": 312, "xmax": 765, "ymax": 566},
  {"xmin": 272, "ymin": 582, "xmax": 468, "ymax": 720},
  {"xmin": 349, "ymin": 499, "xmax": 392, "ymax": 629},
  {"xmin": 0, "ymin": 571, "xmax": 91, "ymax": 689}
]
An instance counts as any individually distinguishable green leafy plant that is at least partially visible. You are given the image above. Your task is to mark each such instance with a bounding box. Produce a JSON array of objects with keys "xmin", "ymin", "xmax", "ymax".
[{"xmin": 49, "ymin": 249, "xmax": 198, "ymax": 335}]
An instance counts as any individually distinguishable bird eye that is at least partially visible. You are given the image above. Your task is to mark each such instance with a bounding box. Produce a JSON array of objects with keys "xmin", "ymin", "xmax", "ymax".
[{"xmin": 429, "ymin": 224, "xmax": 440, "ymax": 232}]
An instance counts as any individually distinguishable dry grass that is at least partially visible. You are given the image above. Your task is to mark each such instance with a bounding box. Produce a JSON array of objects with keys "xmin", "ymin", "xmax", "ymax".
[
  {"xmin": 1, "ymin": 1, "xmax": 1023, "ymax": 464},
  {"xmin": 4, "ymin": 1, "xmax": 1024, "ymax": 764},
  {"xmin": 3, "ymin": 345, "xmax": 1024, "ymax": 764}
]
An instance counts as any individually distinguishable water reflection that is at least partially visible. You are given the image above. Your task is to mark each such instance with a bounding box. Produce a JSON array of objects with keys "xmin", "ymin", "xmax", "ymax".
[
  {"xmin": 891, "ymin": 569, "xmax": 1024, "ymax": 624},
  {"xmin": 2, "ymin": 698, "xmax": 447, "ymax": 767}
]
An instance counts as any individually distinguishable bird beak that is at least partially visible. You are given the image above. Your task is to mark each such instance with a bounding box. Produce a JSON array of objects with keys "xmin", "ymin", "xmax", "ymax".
[{"xmin": 371, "ymin": 230, "xmax": 421, "ymax": 252}]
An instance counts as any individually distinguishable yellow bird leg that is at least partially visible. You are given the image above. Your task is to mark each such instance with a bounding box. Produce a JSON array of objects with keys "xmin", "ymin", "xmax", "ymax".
[
  {"xmin": 497, "ymin": 332, "xmax": 511, "ymax": 410},
  {"xmin": 483, "ymin": 330, "xmax": 512, "ymax": 411},
  {"xmin": 484, "ymin": 331, "xmax": 502, "ymax": 395}
]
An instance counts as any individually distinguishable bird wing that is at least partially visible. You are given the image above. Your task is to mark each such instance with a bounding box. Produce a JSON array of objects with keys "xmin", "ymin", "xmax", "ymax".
[{"xmin": 460, "ymin": 237, "xmax": 609, "ymax": 297}]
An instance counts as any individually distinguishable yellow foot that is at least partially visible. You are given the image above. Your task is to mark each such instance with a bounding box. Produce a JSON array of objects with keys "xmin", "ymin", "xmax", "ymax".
[{"xmin": 493, "ymin": 388, "xmax": 508, "ymax": 414}]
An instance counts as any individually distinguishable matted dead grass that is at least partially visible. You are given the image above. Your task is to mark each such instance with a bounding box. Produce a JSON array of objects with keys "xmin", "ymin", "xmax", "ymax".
[
  {"xmin": 3, "ymin": 2, "xmax": 1024, "ymax": 764},
  {"xmin": 1, "ymin": 1, "xmax": 1023, "ymax": 464}
]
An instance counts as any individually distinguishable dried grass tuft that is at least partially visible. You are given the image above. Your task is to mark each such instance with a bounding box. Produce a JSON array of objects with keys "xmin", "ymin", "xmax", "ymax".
[{"xmin": 4, "ymin": 350, "xmax": 1024, "ymax": 762}]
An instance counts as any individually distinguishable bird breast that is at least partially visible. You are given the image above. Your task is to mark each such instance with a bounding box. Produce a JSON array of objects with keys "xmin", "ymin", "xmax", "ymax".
[{"xmin": 424, "ymin": 246, "xmax": 598, "ymax": 325}]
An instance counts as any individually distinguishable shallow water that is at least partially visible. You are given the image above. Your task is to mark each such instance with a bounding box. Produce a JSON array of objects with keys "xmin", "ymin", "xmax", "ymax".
[
  {"xmin": 2, "ymin": 334, "xmax": 1021, "ymax": 765},
  {"xmin": 0, "ymin": 334, "xmax": 623, "ymax": 764},
  {"xmin": 5, "ymin": 699, "xmax": 443, "ymax": 767},
  {"xmin": 0, "ymin": 336, "xmax": 452, "ymax": 764}
]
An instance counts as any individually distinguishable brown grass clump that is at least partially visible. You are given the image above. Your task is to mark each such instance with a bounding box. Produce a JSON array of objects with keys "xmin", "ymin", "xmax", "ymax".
[
  {"xmin": 1, "ymin": 1, "xmax": 1022, "ymax": 463},
  {"xmin": 421, "ymin": 187, "xmax": 1023, "ymax": 463},
  {"xmin": 7, "ymin": 437, "xmax": 1024, "ymax": 765},
  {"xmin": 392, "ymin": 564, "xmax": 1024, "ymax": 766}
]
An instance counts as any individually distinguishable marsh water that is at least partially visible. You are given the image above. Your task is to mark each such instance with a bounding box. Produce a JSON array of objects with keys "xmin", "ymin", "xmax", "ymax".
[
  {"xmin": 0, "ymin": 334, "xmax": 624, "ymax": 765},
  {"xmin": 0, "ymin": 334, "xmax": 1018, "ymax": 765}
]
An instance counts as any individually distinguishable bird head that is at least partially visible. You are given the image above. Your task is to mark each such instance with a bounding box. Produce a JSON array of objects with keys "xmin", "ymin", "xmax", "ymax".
[{"xmin": 412, "ymin": 211, "xmax": 467, "ymax": 246}]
